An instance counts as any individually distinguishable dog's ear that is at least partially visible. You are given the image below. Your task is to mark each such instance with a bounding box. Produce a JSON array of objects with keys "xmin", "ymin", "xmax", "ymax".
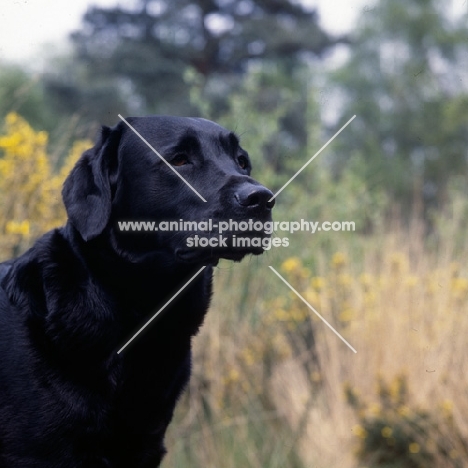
[{"xmin": 62, "ymin": 124, "xmax": 121, "ymax": 241}]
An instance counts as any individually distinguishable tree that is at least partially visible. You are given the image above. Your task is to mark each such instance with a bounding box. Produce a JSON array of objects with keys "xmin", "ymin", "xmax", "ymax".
[
  {"xmin": 0, "ymin": 65, "xmax": 88, "ymax": 153},
  {"xmin": 330, "ymin": 0, "xmax": 468, "ymax": 214},
  {"xmin": 60, "ymin": 0, "xmax": 345, "ymax": 116},
  {"xmin": 0, "ymin": 65, "xmax": 55, "ymax": 132}
]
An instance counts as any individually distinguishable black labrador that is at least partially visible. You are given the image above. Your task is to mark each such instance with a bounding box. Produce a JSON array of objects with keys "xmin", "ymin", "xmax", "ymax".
[{"xmin": 0, "ymin": 116, "xmax": 274, "ymax": 467}]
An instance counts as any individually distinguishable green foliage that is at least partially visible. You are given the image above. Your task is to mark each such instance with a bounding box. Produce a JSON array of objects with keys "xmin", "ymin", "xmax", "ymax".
[
  {"xmin": 331, "ymin": 0, "xmax": 468, "ymax": 212},
  {"xmin": 42, "ymin": 60, "xmax": 134, "ymax": 129},
  {"xmin": 346, "ymin": 374, "xmax": 467, "ymax": 467},
  {"xmin": 0, "ymin": 64, "xmax": 93, "ymax": 158},
  {"xmin": 428, "ymin": 175, "xmax": 468, "ymax": 255},
  {"xmin": 189, "ymin": 64, "xmax": 389, "ymax": 251},
  {"xmin": 0, "ymin": 65, "xmax": 55, "ymax": 132}
]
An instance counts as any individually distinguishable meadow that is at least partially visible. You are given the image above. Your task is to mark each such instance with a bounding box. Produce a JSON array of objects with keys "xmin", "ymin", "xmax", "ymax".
[
  {"xmin": 1, "ymin": 113, "xmax": 468, "ymax": 467},
  {"xmin": 166, "ymin": 221, "xmax": 468, "ymax": 468}
]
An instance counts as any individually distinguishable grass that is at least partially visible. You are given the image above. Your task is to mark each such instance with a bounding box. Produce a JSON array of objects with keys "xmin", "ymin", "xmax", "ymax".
[{"xmin": 163, "ymin": 213, "xmax": 468, "ymax": 467}]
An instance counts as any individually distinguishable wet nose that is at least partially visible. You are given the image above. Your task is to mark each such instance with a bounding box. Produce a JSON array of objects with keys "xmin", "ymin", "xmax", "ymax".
[{"xmin": 234, "ymin": 184, "xmax": 275, "ymax": 210}]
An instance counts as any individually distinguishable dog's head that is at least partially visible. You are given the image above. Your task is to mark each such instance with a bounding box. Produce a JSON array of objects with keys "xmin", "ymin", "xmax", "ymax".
[{"xmin": 62, "ymin": 116, "xmax": 275, "ymax": 265}]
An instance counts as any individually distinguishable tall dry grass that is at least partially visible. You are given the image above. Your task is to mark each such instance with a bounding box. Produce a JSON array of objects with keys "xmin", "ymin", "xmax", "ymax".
[{"xmin": 164, "ymin": 212, "xmax": 468, "ymax": 467}]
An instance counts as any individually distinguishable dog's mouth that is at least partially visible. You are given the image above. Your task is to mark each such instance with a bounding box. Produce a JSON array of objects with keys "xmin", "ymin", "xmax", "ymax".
[
  {"xmin": 175, "ymin": 229, "xmax": 270, "ymax": 264},
  {"xmin": 176, "ymin": 247, "xmax": 264, "ymax": 265}
]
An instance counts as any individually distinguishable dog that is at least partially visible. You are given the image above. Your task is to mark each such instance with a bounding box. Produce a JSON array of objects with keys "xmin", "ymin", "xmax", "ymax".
[{"xmin": 0, "ymin": 116, "xmax": 274, "ymax": 467}]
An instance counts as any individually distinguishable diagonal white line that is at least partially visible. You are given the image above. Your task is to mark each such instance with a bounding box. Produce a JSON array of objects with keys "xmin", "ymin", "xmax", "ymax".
[
  {"xmin": 117, "ymin": 266, "xmax": 207, "ymax": 354},
  {"xmin": 268, "ymin": 266, "xmax": 357, "ymax": 353},
  {"xmin": 268, "ymin": 115, "xmax": 356, "ymax": 202},
  {"xmin": 118, "ymin": 114, "xmax": 207, "ymax": 203}
]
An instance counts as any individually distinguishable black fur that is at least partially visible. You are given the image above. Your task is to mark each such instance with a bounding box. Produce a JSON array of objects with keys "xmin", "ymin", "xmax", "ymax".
[{"xmin": 0, "ymin": 116, "xmax": 274, "ymax": 467}]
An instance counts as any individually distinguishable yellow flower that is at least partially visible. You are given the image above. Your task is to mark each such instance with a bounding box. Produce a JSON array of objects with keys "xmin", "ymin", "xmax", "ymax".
[
  {"xmin": 298, "ymin": 266, "xmax": 311, "ymax": 278},
  {"xmin": 451, "ymin": 278, "xmax": 468, "ymax": 299},
  {"xmin": 273, "ymin": 308, "xmax": 289, "ymax": 321},
  {"xmin": 390, "ymin": 374, "xmax": 407, "ymax": 402},
  {"xmin": 304, "ymin": 289, "xmax": 319, "ymax": 305},
  {"xmin": 291, "ymin": 308, "xmax": 308, "ymax": 322},
  {"xmin": 409, "ymin": 442, "xmax": 420, "ymax": 454},
  {"xmin": 359, "ymin": 273, "xmax": 373, "ymax": 289},
  {"xmin": 441, "ymin": 399, "xmax": 453, "ymax": 411},
  {"xmin": 339, "ymin": 308, "xmax": 354, "ymax": 322},
  {"xmin": 331, "ymin": 252, "xmax": 347, "ymax": 268},
  {"xmin": 226, "ymin": 368, "xmax": 240, "ymax": 383},
  {"xmin": 241, "ymin": 348, "xmax": 255, "ymax": 366},
  {"xmin": 404, "ymin": 275, "xmax": 419, "ymax": 288},
  {"xmin": 353, "ymin": 424, "xmax": 368, "ymax": 439},
  {"xmin": 5, "ymin": 220, "xmax": 30, "ymax": 236},
  {"xmin": 311, "ymin": 276, "xmax": 325, "ymax": 290},
  {"xmin": 441, "ymin": 399, "xmax": 453, "ymax": 418},
  {"xmin": 281, "ymin": 257, "xmax": 302, "ymax": 273},
  {"xmin": 364, "ymin": 291, "xmax": 377, "ymax": 307},
  {"xmin": 0, "ymin": 133, "xmax": 22, "ymax": 148},
  {"xmin": 381, "ymin": 426, "xmax": 393, "ymax": 438},
  {"xmin": 397, "ymin": 405, "xmax": 411, "ymax": 417}
]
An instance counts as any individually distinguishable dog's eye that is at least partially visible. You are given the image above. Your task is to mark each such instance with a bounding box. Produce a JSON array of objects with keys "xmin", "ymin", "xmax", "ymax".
[
  {"xmin": 171, "ymin": 154, "xmax": 189, "ymax": 166},
  {"xmin": 237, "ymin": 155, "xmax": 248, "ymax": 170}
]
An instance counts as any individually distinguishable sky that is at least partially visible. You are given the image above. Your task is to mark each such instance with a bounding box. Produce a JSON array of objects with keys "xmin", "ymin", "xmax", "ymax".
[{"xmin": 0, "ymin": 0, "xmax": 368, "ymax": 65}]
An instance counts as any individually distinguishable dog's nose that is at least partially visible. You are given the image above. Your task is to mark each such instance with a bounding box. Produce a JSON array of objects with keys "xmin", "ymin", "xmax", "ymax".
[{"xmin": 235, "ymin": 185, "xmax": 275, "ymax": 210}]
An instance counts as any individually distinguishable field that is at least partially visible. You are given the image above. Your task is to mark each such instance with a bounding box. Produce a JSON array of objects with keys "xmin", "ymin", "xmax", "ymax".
[
  {"xmin": 164, "ymin": 215, "xmax": 468, "ymax": 467},
  {"xmin": 1, "ymin": 113, "xmax": 468, "ymax": 467}
]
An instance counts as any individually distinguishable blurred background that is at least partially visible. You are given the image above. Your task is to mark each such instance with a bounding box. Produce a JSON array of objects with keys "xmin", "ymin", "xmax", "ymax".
[{"xmin": 1, "ymin": 0, "xmax": 468, "ymax": 466}]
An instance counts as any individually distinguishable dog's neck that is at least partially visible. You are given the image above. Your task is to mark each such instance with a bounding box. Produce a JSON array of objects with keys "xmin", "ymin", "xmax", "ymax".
[
  {"xmin": 63, "ymin": 222, "xmax": 208, "ymax": 302},
  {"xmin": 62, "ymin": 222, "xmax": 214, "ymax": 345}
]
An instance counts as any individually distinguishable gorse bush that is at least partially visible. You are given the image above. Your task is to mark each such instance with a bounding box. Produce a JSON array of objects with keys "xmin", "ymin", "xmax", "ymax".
[
  {"xmin": 273, "ymin": 252, "xmax": 468, "ymax": 332},
  {"xmin": 0, "ymin": 112, "xmax": 90, "ymax": 259},
  {"xmin": 346, "ymin": 374, "xmax": 467, "ymax": 468}
]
